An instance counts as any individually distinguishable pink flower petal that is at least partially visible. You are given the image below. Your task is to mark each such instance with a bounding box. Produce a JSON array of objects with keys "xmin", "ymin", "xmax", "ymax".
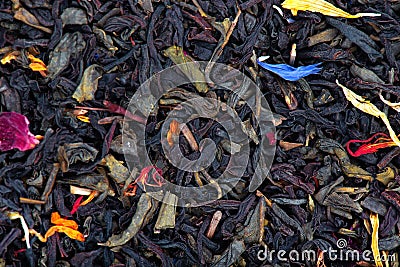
[{"xmin": 0, "ymin": 112, "xmax": 40, "ymax": 151}]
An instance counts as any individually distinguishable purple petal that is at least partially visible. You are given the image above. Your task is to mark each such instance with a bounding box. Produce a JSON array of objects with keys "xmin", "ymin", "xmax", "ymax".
[{"xmin": 0, "ymin": 112, "xmax": 39, "ymax": 151}]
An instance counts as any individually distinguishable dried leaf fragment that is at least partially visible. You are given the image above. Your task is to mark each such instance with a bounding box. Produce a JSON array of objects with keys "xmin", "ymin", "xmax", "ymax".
[
  {"xmin": 61, "ymin": 8, "xmax": 88, "ymax": 27},
  {"xmin": 279, "ymin": 140, "xmax": 303, "ymax": 151},
  {"xmin": 281, "ymin": 0, "xmax": 380, "ymax": 18},
  {"xmin": 337, "ymin": 80, "xmax": 400, "ymax": 148},
  {"xmin": 103, "ymin": 154, "xmax": 129, "ymax": 184},
  {"xmin": 72, "ymin": 64, "xmax": 103, "ymax": 103},
  {"xmin": 47, "ymin": 32, "xmax": 86, "ymax": 79},
  {"xmin": 13, "ymin": 7, "xmax": 52, "ymax": 34},
  {"xmin": 57, "ymin": 143, "xmax": 98, "ymax": 172},
  {"xmin": 154, "ymin": 192, "xmax": 178, "ymax": 231},
  {"xmin": 99, "ymin": 193, "xmax": 158, "ymax": 247},
  {"xmin": 164, "ymin": 46, "xmax": 208, "ymax": 93}
]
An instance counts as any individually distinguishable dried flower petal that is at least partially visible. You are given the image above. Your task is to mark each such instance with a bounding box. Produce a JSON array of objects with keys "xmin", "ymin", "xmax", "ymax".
[
  {"xmin": 0, "ymin": 112, "xmax": 40, "ymax": 151},
  {"xmin": 30, "ymin": 212, "xmax": 84, "ymax": 242},
  {"xmin": 70, "ymin": 196, "xmax": 84, "ymax": 215},
  {"xmin": 7, "ymin": 211, "xmax": 31, "ymax": 249},
  {"xmin": 281, "ymin": 0, "xmax": 380, "ymax": 18},
  {"xmin": 44, "ymin": 226, "xmax": 85, "ymax": 242},
  {"xmin": 370, "ymin": 213, "xmax": 383, "ymax": 267},
  {"xmin": 124, "ymin": 166, "xmax": 165, "ymax": 196},
  {"xmin": 27, "ymin": 54, "xmax": 47, "ymax": 71},
  {"xmin": 379, "ymin": 93, "xmax": 400, "ymax": 112},
  {"xmin": 167, "ymin": 120, "xmax": 180, "ymax": 147},
  {"xmin": 51, "ymin": 212, "xmax": 79, "ymax": 230},
  {"xmin": 257, "ymin": 57, "xmax": 322, "ymax": 81},
  {"xmin": 77, "ymin": 115, "xmax": 90, "ymax": 123},
  {"xmin": 346, "ymin": 133, "xmax": 398, "ymax": 157},
  {"xmin": 79, "ymin": 190, "xmax": 98, "ymax": 206},
  {"xmin": 336, "ymin": 80, "xmax": 400, "ymax": 148},
  {"xmin": 1, "ymin": 51, "xmax": 21, "ymax": 64}
]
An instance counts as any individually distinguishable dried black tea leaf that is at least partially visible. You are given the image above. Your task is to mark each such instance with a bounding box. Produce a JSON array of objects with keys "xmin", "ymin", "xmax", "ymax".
[
  {"xmin": 72, "ymin": 64, "xmax": 103, "ymax": 103},
  {"xmin": 61, "ymin": 8, "xmax": 88, "ymax": 27},
  {"xmin": 57, "ymin": 143, "xmax": 98, "ymax": 172},
  {"xmin": 100, "ymin": 193, "xmax": 158, "ymax": 247},
  {"xmin": 47, "ymin": 32, "xmax": 86, "ymax": 79}
]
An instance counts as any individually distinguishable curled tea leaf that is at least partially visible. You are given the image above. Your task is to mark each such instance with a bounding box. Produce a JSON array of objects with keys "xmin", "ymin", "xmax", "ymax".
[
  {"xmin": 13, "ymin": 7, "xmax": 52, "ymax": 34},
  {"xmin": 257, "ymin": 57, "xmax": 322, "ymax": 81},
  {"xmin": 0, "ymin": 112, "xmax": 40, "ymax": 151},
  {"xmin": 72, "ymin": 64, "xmax": 103, "ymax": 103},
  {"xmin": 164, "ymin": 46, "xmax": 208, "ymax": 93},
  {"xmin": 99, "ymin": 193, "xmax": 158, "ymax": 247},
  {"xmin": 281, "ymin": 0, "xmax": 380, "ymax": 18},
  {"xmin": 47, "ymin": 32, "xmax": 86, "ymax": 79},
  {"xmin": 57, "ymin": 143, "xmax": 98, "ymax": 172},
  {"xmin": 61, "ymin": 8, "xmax": 88, "ymax": 27}
]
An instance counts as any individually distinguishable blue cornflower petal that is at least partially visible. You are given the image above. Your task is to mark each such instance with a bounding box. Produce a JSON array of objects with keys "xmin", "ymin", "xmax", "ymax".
[{"xmin": 257, "ymin": 59, "xmax": 322, "ymax": 81}]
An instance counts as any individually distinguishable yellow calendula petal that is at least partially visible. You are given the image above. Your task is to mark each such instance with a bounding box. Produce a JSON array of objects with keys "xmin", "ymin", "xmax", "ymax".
[
  {"xmin": 29, "ymin": 62, "xmax": 47, "ymax": 71},
  {"xmin": 336, "ymin": 80, "xmax": 400, "ymax": 148},
  {"xmin": 379, "ymin": 93, "xmax": 400, "ymax": 112},
  {"xmin": 44, "ymin": 226, "xmax": 85, "ymax": 242},
  {"xmin": 281, "ymin": 0, "xmax": 380, "ymax": 18},
  {"xmin": 27, "ymin": 54, "xmax": 47, "ymax": 71},
  {"xmin": 77, "ymin": 115, "xmax": 90, "ymax": 123},
  {"xmin": 1, "ymin": 51, "xmax": 20, "ymax": 64},
  {"xmin": 370, "ymin": 213, "xmax": 383, "ymax": 267}
]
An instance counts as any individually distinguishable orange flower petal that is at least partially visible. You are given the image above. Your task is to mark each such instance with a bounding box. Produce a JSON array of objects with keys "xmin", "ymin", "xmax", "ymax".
[
  {"xmin": 80, "ymin": 190, "xmax": 98, "ymax": 206},
  {"xmin": 44, "ymin": 226, "xmax": 85, "ymax": 242},
  {"xmin": 167, "ymin": 120, "xmax": 180, "ymax": 146},
  {"xmin": 51, "ymin": 212, "xmax": 79, "ymax": 230},
  {"xmin": 77, "ymin": 115, "xmax": 90, "ymax": 123},
  {"xmin": 27, "ymin": 54, "xmax": 47, "ymax": 72},
  {"xmin": 1, "ymin": 51, "xmax": 20, "ymax": 64}
]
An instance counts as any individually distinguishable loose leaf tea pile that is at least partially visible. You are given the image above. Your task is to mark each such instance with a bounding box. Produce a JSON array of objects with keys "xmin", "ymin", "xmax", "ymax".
[{"xmin": 1, "ymin": 0, "xmax": 400, "ymax": 266}]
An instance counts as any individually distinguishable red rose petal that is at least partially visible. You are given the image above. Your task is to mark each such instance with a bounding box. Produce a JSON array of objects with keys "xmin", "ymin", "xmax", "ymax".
[{"xmin": 0, "ymin": 112, "xmax": 40, "ymax": 151}]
